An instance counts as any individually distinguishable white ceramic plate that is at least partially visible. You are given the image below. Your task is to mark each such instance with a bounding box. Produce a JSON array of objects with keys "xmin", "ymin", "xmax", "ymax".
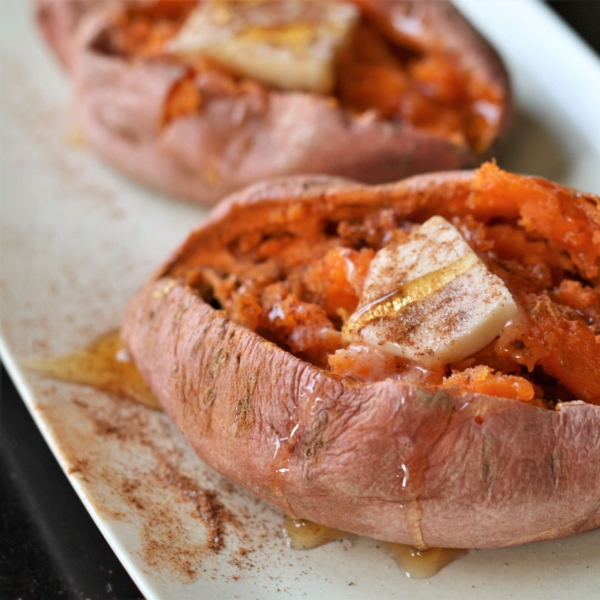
[{"xmin": 1, "ymin": 1, "xmax": 599, "ymax": 598}]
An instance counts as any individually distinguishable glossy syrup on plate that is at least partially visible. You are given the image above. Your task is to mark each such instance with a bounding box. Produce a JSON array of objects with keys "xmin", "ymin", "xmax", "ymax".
[
  {"xmin": 383, "ymin": 542, "xmax": 468, "ymax": 579},
  {"xmin": 22, "ymin": 331, "xmax": 160, "ymax": 409},
  {"xmin": 283, "ymin": 517, "xmax": 356, "ymax": 550},
  {"xmin": 284, "ymin": 517, "xmax": 466, "ymax": 578}
]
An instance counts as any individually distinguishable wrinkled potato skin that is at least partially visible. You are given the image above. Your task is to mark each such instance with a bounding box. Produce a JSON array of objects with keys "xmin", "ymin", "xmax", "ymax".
[
  {"xmin": 37, "ymin": 0, "xmax": 512, "ymax": 206},
  {"xmin": 122, "ymin": 173, "xmax": 600, "ymax": 549}
]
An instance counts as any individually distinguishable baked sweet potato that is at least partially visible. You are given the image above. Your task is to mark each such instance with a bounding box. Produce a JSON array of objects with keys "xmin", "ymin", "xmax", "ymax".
[
  {"xmin": 122, "ymin": 163, "xmax": 600, "ymax": 550},
  {"xmin": 37, "ymin": 0, "xmax": 512, "ymax": 205}
]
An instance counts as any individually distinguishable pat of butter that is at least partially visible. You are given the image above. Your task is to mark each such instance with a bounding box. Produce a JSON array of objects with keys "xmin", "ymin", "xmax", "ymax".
[
  {"xmin": 344, "ymin": 216, "xmax": 519, "ymax": 367},
  {"xmin": 168, "ymin": 0, "xmax": 359, "ymax": 94}
]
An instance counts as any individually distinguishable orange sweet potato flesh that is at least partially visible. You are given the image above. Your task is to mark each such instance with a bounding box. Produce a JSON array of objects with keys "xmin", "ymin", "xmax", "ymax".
[
  {"xmin": 442, "ymin": 366, "xmax": 537, "ymax": 405},
  {"xmin": 123, "ymin": 165, "xmax": 600, "ymax": 550},
  {"xmin": 36, "ymin": 0, "xmax": 512, "ymax": 206}
]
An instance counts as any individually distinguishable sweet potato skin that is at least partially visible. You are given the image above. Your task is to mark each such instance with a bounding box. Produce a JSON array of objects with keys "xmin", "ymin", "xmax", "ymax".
[
  {"xmin": 36, "ymin": 0, "xmax": 133, "ymax": 69},
  {"xmin": 37, "ymin": 0, "xmax": 512, "ymax": 206},
  {"xmin": 122, "ymin": 172, "xmax": 600, "ymax": 549}
]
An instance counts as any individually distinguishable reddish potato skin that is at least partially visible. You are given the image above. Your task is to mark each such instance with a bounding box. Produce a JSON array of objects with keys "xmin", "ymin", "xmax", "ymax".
[
  {"xmin": 122, "ymin": 173, "xmax": 600, "ymax": 549},
  {"xmin": 36, "ymin": 0, "xmax": 512, "ymax": 206},
  {"xmin": 36, "ymin": 0, "xmax": 130, "ymax": 70}
]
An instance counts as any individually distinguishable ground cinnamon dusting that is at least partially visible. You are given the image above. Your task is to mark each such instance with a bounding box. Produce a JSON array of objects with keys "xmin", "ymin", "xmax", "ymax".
[
  {"xmin": 30, "ymin": 383, "xmax": 280, "ymax": 584},
  {"xmin": 163, "ymin": 469, "xmax": 238, "ymax": 552}
]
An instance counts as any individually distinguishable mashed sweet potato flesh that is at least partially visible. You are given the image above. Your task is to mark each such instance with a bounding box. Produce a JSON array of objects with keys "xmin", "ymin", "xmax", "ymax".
[
  {"xmin": 105, "ymin": 0, "xmax": 503, "ymax": 152},
  {"xmin": 176, "ymin": 164, "xmax": 600, "ymax": 407}
]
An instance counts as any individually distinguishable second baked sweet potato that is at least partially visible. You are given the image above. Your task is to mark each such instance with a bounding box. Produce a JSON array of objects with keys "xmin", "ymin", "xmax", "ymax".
[{"xmin": 37, "ymin": 0, "xmax": 512, "ymax": 205}]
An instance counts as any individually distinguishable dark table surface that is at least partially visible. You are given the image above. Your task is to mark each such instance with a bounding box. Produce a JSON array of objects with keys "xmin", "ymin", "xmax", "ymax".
[{"xmin": 2, "ymin": 2, "xmax": 599, "ymax": 599}]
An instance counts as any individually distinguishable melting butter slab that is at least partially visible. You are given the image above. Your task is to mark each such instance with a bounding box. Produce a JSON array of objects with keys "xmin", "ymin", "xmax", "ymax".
[
  {"xmin": 169, "ymin": 0, "xmax": 359, "ymax": 93},
  {"xmin": 345, "ymin": 216, "xmax": 519, "ymax": 367}
]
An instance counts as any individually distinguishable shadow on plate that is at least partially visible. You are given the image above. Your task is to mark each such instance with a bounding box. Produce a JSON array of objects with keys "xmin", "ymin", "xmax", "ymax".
[{"xmin": 496, "ymin": 109, "xmax": 571, "ymax": 182}]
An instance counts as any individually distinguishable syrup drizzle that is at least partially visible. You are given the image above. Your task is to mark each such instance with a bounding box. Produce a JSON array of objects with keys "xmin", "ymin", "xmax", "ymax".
[
  {"xmin": 404, "ymin": 499, "xmax": 427, "ymax": 550},
  {"xmin": 22, "ymin": 331, "xmax": 160, "ymax": 410},
  {"xmin": 271, "ymin": 424, "xmax": 301, "ymax": 519},
  {"xmin": 344, "ymin": 252, "xmax": 478, "ymax": 335},
  {"xmin": 383, "ymin": 542, "xmax": 468, "ymax": 579},
  {"xmin": 283, "ymin": 517, "xmax": 466, "ymax": 577},
  {"xmin": 283, "ymin": 517, "xmax": 356, "ymax": 550}
]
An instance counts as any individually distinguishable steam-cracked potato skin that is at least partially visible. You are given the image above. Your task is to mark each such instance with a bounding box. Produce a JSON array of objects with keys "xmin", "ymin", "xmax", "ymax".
[
  {"xmin": 36, "ymin": 0, "xmax": 512, "ymax": 206},
  {"xmin": 122, "ymin": 172, "xmax": 600, "ymax": 550}
]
